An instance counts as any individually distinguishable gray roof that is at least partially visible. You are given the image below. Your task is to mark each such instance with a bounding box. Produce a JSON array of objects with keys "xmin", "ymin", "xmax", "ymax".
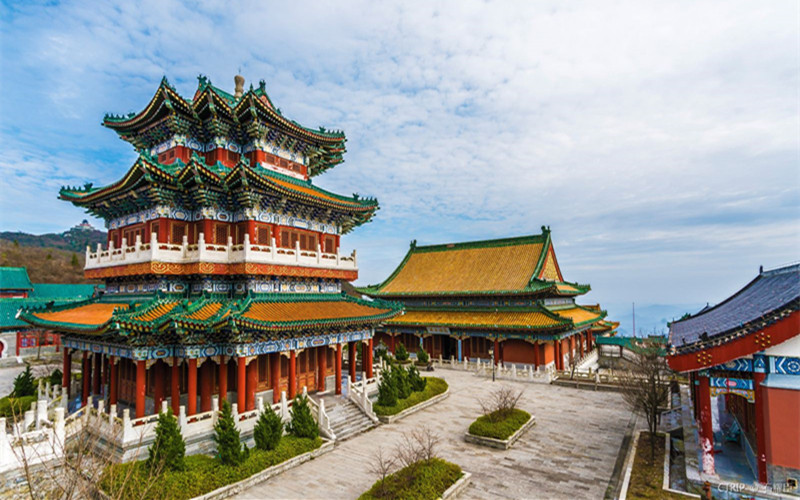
[{"xmin": 669, "ymin": 264, "xmax": 800, "ymax": 347}]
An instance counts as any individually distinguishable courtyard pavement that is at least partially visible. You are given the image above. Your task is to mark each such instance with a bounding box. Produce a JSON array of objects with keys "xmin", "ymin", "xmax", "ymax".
[{"xmin": 236, "ymin": 368, "xmax": 633, "ymax": 500}]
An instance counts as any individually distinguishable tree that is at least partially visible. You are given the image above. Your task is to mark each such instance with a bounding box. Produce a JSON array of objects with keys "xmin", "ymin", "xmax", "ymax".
[
  {"xmin": 393, "ymin": 365, "xmax": 411, "ymax": 400},
  {"xmin": 48, "ymin": 369, "xmax": 63, "ymax": 387},
  {"xmin": 416, "ymin": 348, "xmax": 429, "ymax": 365},
  {"xmin": 213, "ymin": 400, "xmax": 247, "ymax": 465},
  {"xmin": 477, "ymin": 386, "xmax": 524, "ymax": 422},
  {"xmin": 377, "ymin": 369, "xmax": 398, "ymax": 406},
  {"xmin": 288, "ymin": 395, "xmax": 318, "ymax": 439},
  {"xmin": 395, "ymin": 343, "xmax": 409, "ymax": 362},
  {"xmin": 71, "ymin": 253, "xmax": 79, "ymax": 268},
  {"xmin": 619, "ymin": 344, "xmax": 671, "ymax": 463},
  {"xmin": 253, "ymin": 404, "xmax": 284, "ymax": 451},
  {"xmin": 146, "ymin": 410, "xmax": 185, "ymax": 471},
  {"xmin": 368, "ymin": 447, "xmax": 396, "ymax": 497},
  {"xmin": 12, "ymin": 365, "xmax": 36, "ymax": 398},
  {"xmin": 407, "ymin": 365, "xmax": 427, "ymax": 392}
]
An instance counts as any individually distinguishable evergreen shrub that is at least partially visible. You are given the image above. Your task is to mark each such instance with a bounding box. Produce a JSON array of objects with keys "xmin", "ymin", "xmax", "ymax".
[
  {"xmin": 253, "ymin": 404, "xmax": 283, "ymax": 451},
  {"xmin": 12, "ymin": 366, "xmax": 36, "ymax": 398},
  {"xmin": 408, "ymin": 365, "xmax": 427, "ymax": 392},
  {"xmin": 288, "ymin": 395, "xmax": 318, "ymax": 439},
  {"xmin": 395, "ymin": 343, "xmax": 409, "ymax": 362},
  {"xmin": 394, "ymin": 365, "xmax": 412, "ymax": 399},
  {"xmin": 377, "ymin": 369, "xmax": 398, "ymax": 407},
  {"xmin": 146, "ymin": 410, "xmax": 185, "ymax": 471},
  {"xmin": 213, "ymin": 401, "xmax": 247, "ymax": 466},
  {"xmin": 416, "ymin": 349, "xmax": 429, "ymax": 365}
]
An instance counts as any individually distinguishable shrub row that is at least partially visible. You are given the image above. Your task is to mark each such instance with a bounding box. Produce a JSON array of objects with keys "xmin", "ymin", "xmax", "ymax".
[
  {"xmin": 374, "ymin": 377, "xmax": 448, "ymax": 417},
  {"xmin": 359, "ymin": 457, "xmax": 462, "ymax": 500},
  {"xmin": 0, "ymin": 395, "xmax": 36, "ymax": 420},
  {"xmin": 468, "ymin": 408, "xmax": 531, "ymax": 440},
  {"xmin": 101, "ymin": 436, "xmax": 322, "ymax": 500}
]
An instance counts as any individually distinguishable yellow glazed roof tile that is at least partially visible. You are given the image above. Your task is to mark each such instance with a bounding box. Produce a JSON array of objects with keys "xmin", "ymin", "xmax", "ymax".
[{"xmin": 387, "ymin": 309, "xmax": 564, "ymax": 329}]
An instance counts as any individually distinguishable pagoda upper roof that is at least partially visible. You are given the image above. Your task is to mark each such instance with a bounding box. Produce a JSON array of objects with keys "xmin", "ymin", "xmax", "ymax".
[
  {"xmin": 102, "ymin": 76, "xmax": 346, "ymax": 177},
  {"xmin": 359, "ymin": 229, "xmax": 590, "ymax": 298},
  {"xmin": 18, "ymin": 292, "xmax": 402, "ymax": 337},
  {"xmin": 59, "ymin": 151, "xmax": 378, "ymax": 230},
  {"xmin": 669, "ymin": 263, "xmax": 800, "ymax": 351}
]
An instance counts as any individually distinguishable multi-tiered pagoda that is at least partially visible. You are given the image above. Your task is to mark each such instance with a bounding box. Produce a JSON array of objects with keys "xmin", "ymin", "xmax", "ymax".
[
  {"xmin": 361, "ymin": 230, "xmax": 617, "ymax": 370},
  {"xmin": 20, "ymin": 75, "xmax": 401, "ymax": 418}
]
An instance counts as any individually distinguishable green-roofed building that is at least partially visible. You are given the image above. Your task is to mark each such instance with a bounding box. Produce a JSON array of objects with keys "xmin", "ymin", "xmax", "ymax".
[{"xmin": 0, "ymin": 267, "xmax": 34, "ymax": 298}]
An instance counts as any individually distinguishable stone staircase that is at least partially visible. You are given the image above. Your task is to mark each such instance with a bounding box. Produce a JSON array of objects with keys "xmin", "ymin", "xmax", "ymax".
[{"xmin": 327, "ymin": 398, "xmax": 376, "ymax": 441}]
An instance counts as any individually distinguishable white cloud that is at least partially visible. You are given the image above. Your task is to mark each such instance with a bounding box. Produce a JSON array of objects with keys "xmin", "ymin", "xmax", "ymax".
[{"xmin": 0, "ymin": 0, "xmax": 797, "ymax": 310}]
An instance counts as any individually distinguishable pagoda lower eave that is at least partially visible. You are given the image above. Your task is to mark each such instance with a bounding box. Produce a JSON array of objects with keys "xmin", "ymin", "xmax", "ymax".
[{"xmin": 84, "ymin": 261, "xmax": 358, "ymax": 280}]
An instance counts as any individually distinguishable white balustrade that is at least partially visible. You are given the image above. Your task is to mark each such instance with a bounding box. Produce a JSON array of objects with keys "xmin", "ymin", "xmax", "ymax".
[{"xmin": 84, "ymin": 231, "xmax": 357, "ymax": 273}]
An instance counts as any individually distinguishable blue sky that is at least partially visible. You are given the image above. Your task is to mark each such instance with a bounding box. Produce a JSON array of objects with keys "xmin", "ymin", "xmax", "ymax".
[{"xmin": 1, "ymin": 0, "xmax": 798, "ymax": 334}]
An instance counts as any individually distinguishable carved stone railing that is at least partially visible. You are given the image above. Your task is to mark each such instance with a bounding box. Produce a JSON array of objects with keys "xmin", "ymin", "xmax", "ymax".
[
  {"xmin": 434, "ymin": 355, "xmax": 555, "ymax": 384},
  {"xmin": 347, "ymin": 371, "xmax": 380, "ymax": 423},
  {"xmin": 85, "ymin": 232, "xmax": 357, "ymax": 272},
  {"xmin": 0, "ymin": 407, "xmax": 65, "ymax": 474},
  {"xmin": 302, "ymin": 387, "xmax": 335, "ymax": 440}
]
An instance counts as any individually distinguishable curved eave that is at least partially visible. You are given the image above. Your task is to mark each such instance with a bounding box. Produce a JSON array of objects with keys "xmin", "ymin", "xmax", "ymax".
[
  {"xmin": 103, "ymin": 80, "xmax": 194, "ymax": 131},
  {"xmin": 233, "ymin": 308, "xmax": 401, "ymax": 332}
]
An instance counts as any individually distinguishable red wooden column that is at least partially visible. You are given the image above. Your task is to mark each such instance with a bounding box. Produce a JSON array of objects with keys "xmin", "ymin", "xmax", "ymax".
[
  {"xmin": 135, "ymin": 360, "xmax": 146, "ymax": 419},
  {"xmin": 62, "ymin": 348, "xmax": 71, "ymax": 397},
  {"xmin": 697, "ymin": 375, "xmax": 715, "ymax": 475},
  {"xmin": 246, "ymin": 358, "xmax": 258, "ymax": 410},
  {"xmin": 246, "ymin": 220, "xmax": 256, "ymax": 243},
  {"xmin": 15, "ymin": 332, "xmax": 20, "ymax": 357},
  {"xmin": 579, "ymin": 333, "xmax": 585, "ymax": 358},
  {"xmin": 389, "ymin": 334, "xmax": 396, "ymax": 355},
  {"xmin": 753, "ymin": 370, "xmax": 768, "ymax": 483},
  {"xmin": 335, "ymin": 344, "xmax": 343, "ymax": 395},
  {"xmin": 157, "ymin": 219, "xmax": 169, "ymax": 243},
  {"xmin": 348, "ymin": 342, "xmax": 357, "ymax": 382},
  {"xmin": 102, "ymin": 354, "xmax": 109, "ymax": 395},
  {"xmin": 153, "ymin": 361, "xmax": 165, "ymax": 413},
  {"xmin": 288, "ymin": 350, "xmax": 297, "ymax": 399},
  {"xmin": 463, "ymin": 337, "xmax": 471, "ymax": 361},
  {"xmin": 171, "ymin": 357, "xmax": 180, "ymax": 415},
  {"xmin": 553, "ymin": 340, "xmax": 561, "ymax": 370},
  {"xmin": 366, "ymin": 339, "xmax": 374, "ymax": 378},
  {"xmin": 203, "ymin": 219, "xmax": 213, "ymax": 243},
  {"xmin": 218, "ymin": 356, "xmax": 228, "ymax": 405},
  {"xmin": 109, "ymin": 356, "xmax": 117, "ymax": 406},
  {"xmin": 588, "ymin": 331, "xmax": 594, "ymax": 350},
  {"xmin": 493, "ymin": 339, "xmax": 500, "ymax": 366},
  {"xmin": 270, "ymin": 352, "xmax": 281, "ymax": 404},
  {"xmin": 317, "ymin": 346, "xmax": 327, "ymax": 392},
  {"xmin": 187, "ymin": 358, "xmax": 198, "ymax": 416},
  {"xmin": 237, "ymin": 356, "xmax": 246, "ymax": 410},
  {"xmin": 200, "ymin": 360, "xmax": 212, "ymax": 412},
  {"xmin": 82, "ymin": 351, "xmax": 90, "ymax": 407},
  {"xmin": 532, "ymin": 341, "xmax": 540, "ymax": 369},
  {"xmin": 92, "ymin": 353, "xmax": 102, "ymax": 395}
]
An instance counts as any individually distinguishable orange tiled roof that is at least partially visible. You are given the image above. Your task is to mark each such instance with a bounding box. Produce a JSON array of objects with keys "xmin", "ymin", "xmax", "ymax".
[
  {"xmin": 387, "ymin": 308, "xmax": 567, "ymax": 330},
  {"xmin": 130, "ymin": 302, "xmax": 179, "ymax": 322},
  {"xmin": 185, "ymin": 302, "xmax": 223, "ymax": 321},
  {"xmin": 377, "ymin": 237, "xmax": 546, "ymax": 295},
  {"xmin": 243, "ymin": 300, "xmax": 393, "ymax": 323},
  {"xmin": 553, "ymin": 306, "xmax": 603, "ymax": 325},
  {"xmin": 31, "ymin": 303, "xmax": 124, "ymax": 326}
]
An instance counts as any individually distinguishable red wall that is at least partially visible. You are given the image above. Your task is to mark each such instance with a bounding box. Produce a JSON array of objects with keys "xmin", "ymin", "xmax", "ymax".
[
  {"xmin": 542, "ymin": 342, "xmax": 555, "ymax": 365},
  {"xmin": 763, "ymin": 386, "xmax": 800, "ymax": 469},
  {"xmin": 502, "ymin": 339, "xmax": 537, "ymax": 364}
]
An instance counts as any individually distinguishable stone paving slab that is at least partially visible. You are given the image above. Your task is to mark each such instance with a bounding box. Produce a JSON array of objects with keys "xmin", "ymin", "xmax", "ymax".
[{"xmin": 235, "ymin": 369, "xmax": 632, "ymax": 500}]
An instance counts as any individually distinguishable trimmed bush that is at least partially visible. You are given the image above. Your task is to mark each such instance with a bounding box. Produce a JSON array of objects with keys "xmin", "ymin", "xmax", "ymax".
[
  {"xmin": 394, "ymin": 343, "xmax": 409, "ymax": 362},
  {"xmin": 0, "ymin": 395, "xmax": 36, "ymax": 420},
  {"xmin": 416, "ymin": 349, "xmax": 429, "ymax": 365},
  {"xmin": 12, "ymin": 366, "xmax": 36, "ymax": 398},
  {"xmin": 48, "ymin": 369, "xmax": 63, "ymax": 388},
  {"xmin": 374, "ymin": 377, "xmax": 448, "ymax": 417},
  {"xmin": 408, "ymin": 365, "xmax": 427, "ymax": 393},
  {"xmin": 468, "ymin": 408, "xmax": 531, "ymax": 440},
  {"xmin": 359, "ymin": 457, "xmax": 462, "ymax": 500},
  {"xmin": 377, "ymin": 369, "xmax": 398, "ymax": 407},
  {"xmin": 213, "ymin": 401, "xmax": 247, "ymax": 466},
  {"xmin": 288, "ymin": 395, "xmax": 318, "ymax": 439},
  {"xmin": 146, "ymin": 410, "xmax": 186, "ymax": 472},
  {"xmin": 101, "ymin": 436, "xmax": 322, "ymax": 500},
  {"xmin": 253, "ymin": 404, "xmax": 283, "ymax": 451},
  {"xmin": 394, "ymin": 365, "xmax": 412, "ymax": 399}
]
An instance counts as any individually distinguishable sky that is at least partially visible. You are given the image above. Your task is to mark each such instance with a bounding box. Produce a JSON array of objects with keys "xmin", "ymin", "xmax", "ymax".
[{"xmin": 0, "ymin": 0, "xmax": 798, "ymax": 333}]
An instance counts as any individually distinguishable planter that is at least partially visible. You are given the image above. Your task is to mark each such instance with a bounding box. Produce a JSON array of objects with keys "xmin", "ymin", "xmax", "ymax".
[
  {"xmin": 464, "ymin": 414, "xmax": 536, "ymax": 450},
  {"xmin": 191, "ymin": 439, "xmax": 335, "ymax": 500},
  {"xmin": 377, "ymin": 388, "xmax": 450, "ymax": 424},
  {"xmin": 441, "ymin": 471, "xmax": 471, "ymax": 499}
]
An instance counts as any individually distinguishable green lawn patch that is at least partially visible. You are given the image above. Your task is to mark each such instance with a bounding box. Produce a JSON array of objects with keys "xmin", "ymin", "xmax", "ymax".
[
  {"xmin": 468, "ymin": 408, "xmax": 530, "ymax": 440},
  {"xmin": 629, "ymin": 432, "xmax": 686, "ymax": 500},
  {"xmin": 374, "ymin": 377, "xmax": 448, "ymax": 416},
  {"xmin": 100, "ymin": 436, "xmax": 322, "ymax": 500},
  {"xmin": 359, "ymin": 457, "xmax": 462, "ymax": 500}
]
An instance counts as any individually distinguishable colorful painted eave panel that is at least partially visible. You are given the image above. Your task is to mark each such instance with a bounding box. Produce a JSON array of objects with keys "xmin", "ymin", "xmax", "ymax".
[{"xmin": 83, "ymin": 262, "xmax": 359, "ymax": 281}]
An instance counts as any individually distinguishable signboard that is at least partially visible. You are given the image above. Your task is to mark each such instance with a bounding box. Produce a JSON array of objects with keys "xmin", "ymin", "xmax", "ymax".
[{"xmin": 426, "ymin": 326, "xmax": 451, "ymax": 335}]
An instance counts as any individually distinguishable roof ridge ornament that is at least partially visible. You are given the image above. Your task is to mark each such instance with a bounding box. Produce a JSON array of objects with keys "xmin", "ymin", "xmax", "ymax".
[{"xmin": 234, "ymin": 75, "xmax": 245, "ymax": 99}]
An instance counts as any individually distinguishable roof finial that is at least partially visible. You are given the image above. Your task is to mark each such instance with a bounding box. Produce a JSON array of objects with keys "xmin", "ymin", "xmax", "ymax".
[
  {"xmin": 759, "ymin": 265, "xmax": 763, "ymax": 274},
  {"xmin": 234, "ymin": 74, "xmax": 245, "ymax": 99}
]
